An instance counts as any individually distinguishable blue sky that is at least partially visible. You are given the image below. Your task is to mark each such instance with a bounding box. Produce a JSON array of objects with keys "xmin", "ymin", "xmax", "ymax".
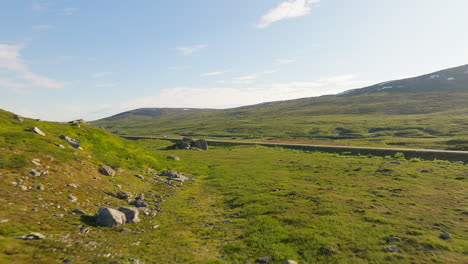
[{"xmin": 1, "ymin": 0, "xmax": 468, "ymax": 121}]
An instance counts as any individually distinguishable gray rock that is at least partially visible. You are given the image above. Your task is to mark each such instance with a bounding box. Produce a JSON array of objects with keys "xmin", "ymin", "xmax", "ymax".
[
  {"xmin": 0, "ymin": 219, "xmax": 9, "ymax": 223},
  {"xmin": 285, "ymin": 261, "xmax": 297, "ymax": 264},
  {"xmin": 160, "ymin": 170, "xmax": 189, "ymax": 182},
  {"xmin": 256, "ymin": 256, "xmax": 272, "ymax": 263},
  {"xmin": 56, "ymin": 144, "xmax": 65, "ymax": 149},
  {"xmin": 120, "ymin": 228, "xmax": 133, "ymax": 233},
  {"xmin": 18, "ymin": 232, "xmax": 46, "ymax": 240},
  {"xmin": 29, "ymin": 169, "xmax": 41, "ymax": 176},
  {"xmin": 151, "ymin": 225, "xmax": 160, "ymax": 229},
  {"xmin": 99, "ymin": 165, "xmax": 115, "ymax": 177},
  {"xmin": 32, "ymin": 184, "xmax": 45, "ymax": 190},
  {"xmin": 72, "ymin": 209, "xmax": 86, "ymax": 215},
  {"xmin": 59, "ymin": 135, "xmax": 81, "ymax": 149},
  {"xmin": 31, "ymin": 159, "xmax": 41, "ymax": 166},
  {"xmin": 95, "ymin": 207, "xmax": 126, "ymax": 227},
  {"xmin": 135, "ymin": 174, "xmax": 145, "ymax": 180},
  {"xmin": 167, "ymin": 155, "xmax": 180, "ymax": 161},
  {"xmin": 19, "ymin": 185, "xmax": 28, "ymax": 191},
  {"xmin": 69, "ymin": 119, "xmax": 86, "ymax": 124},
  {"xmin": 131, "ymin": 199, "xmax": 148, "ymax": 208},
  {"xmin": 32, "ymin": 127, "xmax": 46, "ymax": 136},
  {"xmin": 116, "ymin": 191, "xmax": 131, "ymax": 200},
  {"xmin": 68, "ymin": 194, "xmax": 78, "ymax": 202},
  {"xmin": 53, "ymin": 214, "xmax": 64, "ymax": 217},
  {"xmin": 67, "ymin": 183, "xmax": 78, "ymax": 188},
  {"xmin": 386, "ymin": 236, "xmax": 401, "ymax": 243},
  {"xmin": 440, "ymin": 232, "xmax": 451, "ymax": 240},
  {"xmin": 14, "ymin": 115, "xmax": 24, "ymax": 122},
  {"xmin": 118, "ymin": 207, "xmax": 141, "ymax": 223},
  {"xmin": 384, "ymin": 245, "xmax": 401, "ymax": 253},
  {"xmin": 194, "ymin": 139, "xmax": 208, "ymax": 150},
  {"xmin": 114, "ymin": 167, "xmax": 125, "ymax": 173}
]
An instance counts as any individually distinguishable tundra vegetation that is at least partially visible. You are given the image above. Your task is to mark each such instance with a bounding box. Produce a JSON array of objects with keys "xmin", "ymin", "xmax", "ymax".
[{"xmin": 0, "ymin": 109, "xmax": 466, "ymax": 263}]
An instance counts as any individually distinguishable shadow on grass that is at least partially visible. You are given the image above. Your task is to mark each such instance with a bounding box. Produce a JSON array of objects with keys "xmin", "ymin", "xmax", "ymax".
[{"xmin": 80, "ymin": 215, "xmax": 98, "ymax": 227}]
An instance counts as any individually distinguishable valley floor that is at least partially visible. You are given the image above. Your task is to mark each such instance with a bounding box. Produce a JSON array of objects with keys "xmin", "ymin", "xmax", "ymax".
[{"xmin": 1, "ymin": 144, "xmax": 467, "ymax": 263}]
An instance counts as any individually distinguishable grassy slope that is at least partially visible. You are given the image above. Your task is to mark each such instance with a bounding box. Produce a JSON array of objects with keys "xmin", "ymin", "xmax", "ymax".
[
  {"xmin": 1, "ymin": 109, "xmax": 467, "ymax": 263},
  {"xmin": 92, "ymin": 91, "xmax": 468, "ymax": 150}
]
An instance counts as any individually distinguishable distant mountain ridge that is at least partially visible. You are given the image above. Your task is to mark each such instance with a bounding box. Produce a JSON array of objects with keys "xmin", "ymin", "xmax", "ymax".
[{"xmin": 92, "ymin": 64, "xmax": 468, "ymax": 150}]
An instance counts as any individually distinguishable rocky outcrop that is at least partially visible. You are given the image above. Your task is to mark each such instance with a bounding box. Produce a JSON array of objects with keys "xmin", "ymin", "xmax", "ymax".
[
  {"xmin": 32, "ymin": 127, "xmax": 46, "ymax": 136},
  {"xmin": 59, "ymin": 135, "xmax": 81, "ymax": 149},
  {"xmin": 95, "ymin": 207, "xmax": 126, "ymax": 227},
  {"xmin": 118, "ymin": 207, "xmax": 141, "ymax": 223},
  {"xmin": 194, "ymin": 139, "xmax": 208, "ymax": 150},
  {"xmin": 17, "ymin": 232, "xmax": 45, "ymax": 240},
  {"xmin": 99, "ymin": 165, "xmax": 115, "ymax": 177},
  {"xmin": 172, "ymin": 137, "xmax": 209, "ymax": 150},
  {"xmin": 160, "ymin": 170, "xmax": 189, "ymax": 182}
]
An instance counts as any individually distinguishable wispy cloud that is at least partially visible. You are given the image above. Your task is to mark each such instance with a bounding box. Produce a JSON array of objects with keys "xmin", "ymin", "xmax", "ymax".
[
  {"xmin": 0, "ymin": 44, "xmax": 67, "ymax": 90},
  {"xmin": 200, "ymin": 71, "xmax": 225, "ymax": 77},
  {"xmin": 31, "ymin": 1, "xmax": 48, "ymax": 12},
  {"xmin": 62, "ymin": 7, "xmax": 78, "ymax": 16},
  {"xmin": 257, "ymin": 0, "xmax": 320, "ymax": 29},
  {"xmin": 92, "ymin": 72, "xmax": 113, "ymax": 78},
  {"xmin": 176, "ymin": 44, "xmax": 207, "ymax": 56},
  {"xmin": 32, "ymin": 24, "xmax": 52, "ymax": 32},
  {"xmin": 233, "ymin": 74, "xmax": 258, "ymax": 84}
]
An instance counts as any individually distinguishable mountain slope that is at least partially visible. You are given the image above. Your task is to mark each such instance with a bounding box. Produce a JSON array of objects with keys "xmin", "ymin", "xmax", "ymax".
[{"xmin": 92, "ymin": 64, "xmax": 468, "ymax": 150}]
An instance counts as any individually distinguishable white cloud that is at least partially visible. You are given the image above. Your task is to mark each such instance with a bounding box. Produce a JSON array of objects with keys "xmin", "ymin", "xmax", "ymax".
[
  {"xmin": 0, "ymin": 44, "xmax": 67, "ymax": 90},
  {"xmin": 201, "ymin": 71, "xmax": 224, "ymax": 77},
  {"xmin": 233, "ymin": 74, "xmax": 258, "ymax": 84},
  {"xmin": 92, "ymin": 72, "xmax": 113, "ymax": 78},
  {"xmin": 257, "ymin": 0, "xmax": 320, "ymax": 28},
  {"xmin": 176, "ymin": 44, "xmax": 207, "ymax": 56},
  {"xmin": 31, "ymin": 1, "xmax": 47, "ymax": 12},
  {"xmin": 32, "ymin": 25, "xmax": 52, "ymax": 32}
]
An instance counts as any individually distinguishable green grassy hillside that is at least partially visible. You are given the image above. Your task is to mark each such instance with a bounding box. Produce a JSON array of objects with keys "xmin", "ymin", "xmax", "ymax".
[
  {"xmin": 92, "ymin": 65, "xmax": 468, "ymax": 150},
  {"xmin": 1, "ymin": 109, "xmax": 467, "ymax": 263}
]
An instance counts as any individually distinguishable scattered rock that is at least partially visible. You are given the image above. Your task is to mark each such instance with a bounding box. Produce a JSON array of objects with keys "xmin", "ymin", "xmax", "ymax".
[
  {"xmin": 31, "ymin": 159, "xmax": 41, "ymax": 166},
  {"xmin": 376, "ymin": 169, "xmax": 395, "ymax": 173},
  {"xmin": 59, "ymin": 135, "xmax": 81, "ymax": 149},
  {"xmin": 19, "ymin": 185, "xmax": 28, "ymax": 191},
  {"xmin": 17, "ymin": 232, "xmax": 46, "ymax": 240},
  {"xmin": 32, "ymin": 127, "xmax": 46, "ymax": 136},
  {"xmin": 120, "ymin": 228, "xmax": 133, "ymax": 233},
  {"xmin": 67, "ymin": 183, "xmax": 78, "ymax": 188},
  {"xmin": 285, "ymin": 260, "xmax": 298, "ymax": 264},
  {"xmin": 56, "ymin": 144, "xmax": 65, "ymax": 149},
  {"xmin": 29, "ymin": 169, "xmax": 42, "ymax": 177},
  {"xmin": 99, "ymin": 165, "xmax": 115, "ymax": 177},
  {"xmin": 151, "ymin": 225, "xmax": 159, "ymax": 229},
  {"xmin": 223, "ymin": 220, "xmax": 233, "ymax": 224},
  {"xmin": 116, "ymin": 191, "xmax": 131, "ymax": 200},
  {"xmin": 118, "ymin": 207, "xmax": 141, "ymax": 224},
  {"xmin": 167, "ymin": 155, "xmax": 180, "ymax": 161},
  {"xmin": 53, "ymin": 214, "xmax": 64, "ymax": 217},
  {"xmin": 384, "ymin": 245, "xmax": 401, "ymax": 253},
  {"xmin": 69, "ymin": 119, "xmax": 86, "ymax": 124},
  {"xmin": 135, "ymin": 174, "xmax": 145, "ymax": 180},
  {"xmin": 95, "ymin": 207, "xmax": 127, "ymax": 227},
  {"xmin": 194, "ymin": 139, "xmax": 209, "ymax": 150},
  {"xmin": 68, "ymin": 195, "xmax": 78, "ymax": 203},
  {"xmin": 160, "ymin": 170, "xmax": 189, "ymax": 182},
  {"xmin": 14, "ymin": 115, "xmax": 24, "ymax": 122},
  {"xmin": 0, "ymin": 219, "xmax": 9, "ymax": 223},
  {"xmin": 386, "ymin": 236, "xmax": 401, "ymax": 243},
  {"xmin": 130, "ymin": 199, "xmax": 148, "ymax": 208},
  {"xmin": 72, "ymin": 209, "xmax": 86, "ymax": 215},
  {"xmin": 32, "ymin": 184, "xmax": 45, "ymax": 190},
  {"xmin": 440, "ymin": 232, "xmax": 451, "ymax": 240},
  {"xmin": 256, "ymin": 256, "xmax": 272, "ymax": 263}
]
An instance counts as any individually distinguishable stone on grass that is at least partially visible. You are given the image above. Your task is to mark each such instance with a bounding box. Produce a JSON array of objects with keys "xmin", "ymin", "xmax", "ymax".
[
  {"xmin": 59, "ymin": 135, "xmax": 81, "ymax": 149},
  {"xmin": 32, "ymin": 184, "xmax": 45, "ymax": 190},
  {"xmin": 95, "ymin": 207, "xmax": 126, "ymax": 227},
  {"xmin": 118, "ymin": 207, "xmax": 141, "ymax": 224},
  {"xmin": 116, "ymin": 191, "xmax": 131, "ymax": 200},
  {"xmin": 68, "ymin": 194, "xmax": 78, "ymax": 202},
  {"xmin": 440, "ymin": 232, "xmax": 451, "ymax": 240},
  {"xmin": 99, "ymin": 165, "xmax": 115, "ymax": 177},
  {"xmin": 285, "ymin": 260, "xmax": 297, "ymax": 264},
  {"xmin": 135, "ymin": 174, "xmax": 145, "ymax": 180},
  {"xmin": 56, "ymin": 144, "xmax": 65, "ymax": 149},
  {"xmin": 131, "ymin": 199, "xmax": 148, "ymax": 208},
  {"xmin": 160, "ymin": 170, "xmax": 189, "ymax": 182},
  {"xmin": 0, "ymin": 219, "xmax": 9, "ymax": 223},
  {"xmin": 384, "ymin": 245, "xmax": 401, "ymax": 253},
  {"xmin": 32, "ymin": 127, "xmax": 46, "ymax": 136},
  {"xmin": 14, "ymin": 115, "xmax": 24, "ymax": 122},
  {"xmin": 18, "ymin": 232, "xmax": 45, "ymax": 240},
  {"xmin": 31, "ymin": 159, "xmax": 41, "ymax": 166},
  {"xmin": 167, "ymin": 155, "xmax": 180, "ymax": 161},
  {"xmin": 194, "ymin": 139, "xmax": 208, "ymax": 150},
  {"xmin": 386, "ymin": 236, "xmax": 401, "ymax": 243},
  {"xmin": 67, "ymin": 183, "xmax": 78, "ymax": 188},
  {"xmin": 72, "ymin": 209, "xmax": 86, "ymax": 215},
  {"xmin": 256, "ymin": 256, "xmax": 272, "ymax": 263}
]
